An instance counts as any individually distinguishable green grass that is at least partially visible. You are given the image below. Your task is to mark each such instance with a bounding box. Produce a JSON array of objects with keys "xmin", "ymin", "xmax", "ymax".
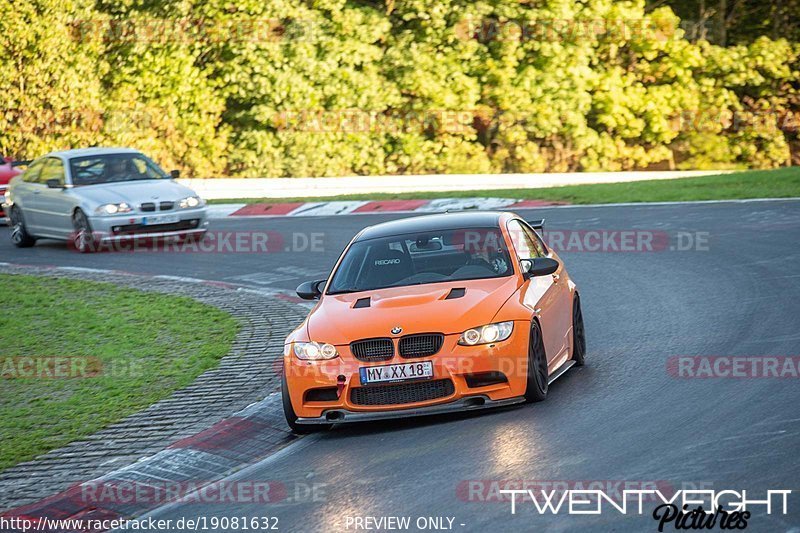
[
  {"xmin": 0, "ymin": 275, "xmax": 239, "ymax": 472},
  {"xmin": 208, "ymin": 167, "xmax": 800, "ymax": 205}
]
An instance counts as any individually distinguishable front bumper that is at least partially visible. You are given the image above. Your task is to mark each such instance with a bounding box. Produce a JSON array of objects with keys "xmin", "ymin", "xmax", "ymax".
[
  {"xmin": 284, "ymin": 325, "xmax": 531, "ymax": 421},
  {"xmin": 89, "ymin": 207, "xmax": 209, "ymax": 241},
  {"xmin": 296, "ymin": 395, "xmax": 525, "ymax": 425}
]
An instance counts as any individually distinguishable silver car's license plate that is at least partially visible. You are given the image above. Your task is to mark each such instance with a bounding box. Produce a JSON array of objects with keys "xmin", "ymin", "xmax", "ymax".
[
  {"xmin": 359, "ymin": 361, "xmax": 434, "ymax": 385},
  {"xmin": 142, "ymin": 214, "xmax": 180, "ymax": 225}
]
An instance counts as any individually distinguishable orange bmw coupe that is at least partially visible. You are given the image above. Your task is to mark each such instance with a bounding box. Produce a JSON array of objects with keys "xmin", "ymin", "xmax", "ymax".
[{"xmin": 282, "ymin": 212, "xmax": 585, "ymax": 432}]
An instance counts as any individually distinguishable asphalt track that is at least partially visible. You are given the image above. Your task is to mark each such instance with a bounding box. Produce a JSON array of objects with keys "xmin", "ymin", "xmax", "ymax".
[{"xmin": 2, "ymin": 200, "xmax": 800, "ymax": 532}]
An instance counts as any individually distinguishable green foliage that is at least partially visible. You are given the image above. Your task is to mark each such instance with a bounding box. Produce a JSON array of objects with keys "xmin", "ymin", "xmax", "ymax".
[
  {"xmin": 94, "ymin": 1, "xmax": 229, "ymax": 176},
  {"xmin": 1, "ymin": 0, "xmax": 798, "ymax": 176},
  {"xmin": 0, "ymin": 0, "xmax": 105, "ymax": 158}
]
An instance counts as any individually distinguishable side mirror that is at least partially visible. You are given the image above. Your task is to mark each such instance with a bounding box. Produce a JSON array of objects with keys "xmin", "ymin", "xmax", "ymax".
[
  {"xmin": 296, "ymin": 279, "xmax": 326, "ymax": 300},
  {"xmin": 526, "ymin": 218, "xmax": 545, "ymax": 231},
  {"xmin": 46, "ymin": 179, "xmax": 64, "ymax": 189},
  {"xmin": 520, "ymin": 257, "xmax": 559, "ymax": 278},
  {"xmin": 170, "ymin": 169, "xmax": 180, "ymax": 179}
]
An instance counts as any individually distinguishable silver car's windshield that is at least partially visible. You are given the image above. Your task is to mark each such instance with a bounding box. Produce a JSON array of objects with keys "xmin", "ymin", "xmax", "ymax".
[
  {"xmin": 69, "ymin": 154, "xmax": 169, "ymax": 186},
  {"xmin": 327, "ymin": 228, "xmax": 514, "ymax": 295}
]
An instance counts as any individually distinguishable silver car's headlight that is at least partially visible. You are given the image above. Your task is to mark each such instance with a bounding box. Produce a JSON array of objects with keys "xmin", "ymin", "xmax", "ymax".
[
  {"xmin": 95, "ymin": 202, "xmax": 132, "ymax": 215},
  {"xmin": 458, "ymin": 321, "xmax": 514, "ymax": 346},
  {"xmin": 293, "ymin": 342, "xmax": 338, "ymax": 360},
  {"xmin": 178, "ymin": 196, "xmax": 204, "ymax": 209}
]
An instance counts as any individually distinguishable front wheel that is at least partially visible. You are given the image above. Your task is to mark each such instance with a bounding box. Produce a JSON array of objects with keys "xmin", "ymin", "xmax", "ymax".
[
  {"xmin": 72, "ymin": 209, "xmax": 96, "ymax": 253},
  {"xmin": 9, "ymin": 207, "xmax": 36, "ymax": 248},
  {"xmin": 524, "ymin": 321, "xmax": 549, "ymax": 402},
  {"xmin": 282, "ymin": 372, "xmax": 331, "ymax": 434},
  {"xmin": 572, "ymin": 294, "xmax": 586, "ymax": 367}
]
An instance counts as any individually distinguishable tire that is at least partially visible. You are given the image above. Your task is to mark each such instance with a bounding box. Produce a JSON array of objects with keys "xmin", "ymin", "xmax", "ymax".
[
  {"xmin": 72, "ymin": 209, "xmax": 96, "ymax": 253},
  {"xmin": 572, "ymin": 294, "xmax": 586, "ymax": 367},
  {"xmin": 9, "ymin": 207, "xmax": 36, "ymax": 248},
  {"xmin": 524, "ymin": 320, "xmax": 549, "ymax": 402},
  {"xmin": 282, "ymin": 372, "xmax": 331, "ymax": 434}
]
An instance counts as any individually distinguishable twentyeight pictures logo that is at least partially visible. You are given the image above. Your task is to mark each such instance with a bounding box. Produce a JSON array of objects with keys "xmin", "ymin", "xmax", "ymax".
[{"xmin": 498, "ymin": 488, "xmax": 792, "ymax": 531}]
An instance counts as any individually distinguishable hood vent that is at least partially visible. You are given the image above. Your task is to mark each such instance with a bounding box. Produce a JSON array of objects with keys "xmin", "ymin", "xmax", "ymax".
[
  {"xmin": 444, "ymin": 288, "xmax": 466, "ymax": 300},
  {"xmin": 353, "ymin": 297, "xmax": 371, "ymax": 308}
]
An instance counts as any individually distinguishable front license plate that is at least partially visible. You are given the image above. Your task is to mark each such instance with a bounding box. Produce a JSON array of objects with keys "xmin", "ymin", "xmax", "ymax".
[
  {"xmin": 142, "ymin": 214, "xmax": 180, "ymax": 225},
  {"xmin": 359, "ymin": 361, "xmax": 434, "ymax": 385}
]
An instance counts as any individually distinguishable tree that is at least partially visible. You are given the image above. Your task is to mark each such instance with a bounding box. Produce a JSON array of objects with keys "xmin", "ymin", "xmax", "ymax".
[{"xmin": 0, "ymin": 0, "xmax": 105, "ymax": 159}]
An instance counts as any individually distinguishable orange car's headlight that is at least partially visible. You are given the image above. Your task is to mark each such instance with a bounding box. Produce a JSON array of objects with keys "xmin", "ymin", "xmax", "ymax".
[
  {"xmin": 458, "ymin": 321, "xmax": 514, "ymax": 346},
  {"xmin": 293, "ymin": 341, "xmax": 339, "ymax": 360}
]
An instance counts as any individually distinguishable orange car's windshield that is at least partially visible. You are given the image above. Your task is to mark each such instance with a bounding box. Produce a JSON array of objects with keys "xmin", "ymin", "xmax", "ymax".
[{"xmin": 327, "ymin": 228, "xmax": 514, "ymax": 294}]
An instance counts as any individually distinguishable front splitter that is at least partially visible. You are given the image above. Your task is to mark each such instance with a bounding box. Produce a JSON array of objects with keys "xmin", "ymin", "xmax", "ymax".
[{"xmin": 296, "ymin": 395, "xmax": 526, "ymax": 425}]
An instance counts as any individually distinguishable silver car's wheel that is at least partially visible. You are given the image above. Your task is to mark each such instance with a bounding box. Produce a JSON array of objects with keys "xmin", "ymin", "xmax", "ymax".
[
  {"xmin": 9, "ymin": 207, "xmax": 36, "ymax": 248},
  {"xmin": 72, "ymin": 209, "xmax": 96, "ymax": 253}
]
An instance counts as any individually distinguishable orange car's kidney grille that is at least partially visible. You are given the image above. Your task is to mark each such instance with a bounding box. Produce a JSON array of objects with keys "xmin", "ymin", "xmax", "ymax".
[
  {"xmin": 350, "ymin": 338, "xmax": 394, "ymax": 361},
  {"xmin": 399, "ymin": 334, "xmax": 444, "ymax": 359},
  {"xmin": 350, "ymin": 379, "xmax": 454, "ymax": 406}
]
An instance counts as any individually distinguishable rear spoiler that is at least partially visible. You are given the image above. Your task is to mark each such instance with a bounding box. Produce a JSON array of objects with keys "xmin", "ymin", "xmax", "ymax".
[{"xmin": 526, "ymin": 218, "xmax": 545, "ymax": 232}]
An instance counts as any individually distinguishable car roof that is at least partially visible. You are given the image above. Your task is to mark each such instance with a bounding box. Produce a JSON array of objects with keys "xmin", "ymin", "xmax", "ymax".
[
  {"xmin": 356, "ymin": 212, "xmax": 509, "ymax": 241},
  {"xmin": 44, "ymin": 147, "xmax": 141, "ymax": 160}
]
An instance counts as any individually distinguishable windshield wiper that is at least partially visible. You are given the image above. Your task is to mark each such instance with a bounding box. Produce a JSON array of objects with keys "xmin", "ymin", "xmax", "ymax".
[{"xmin": 326, "ymin": 287, "xmax": 362, "ymax": 295}]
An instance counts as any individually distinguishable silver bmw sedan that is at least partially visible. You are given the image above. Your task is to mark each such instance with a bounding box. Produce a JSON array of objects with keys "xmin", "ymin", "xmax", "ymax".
[{"xmin": 4, "ymin": 148, "xmax": 208, "ymax": 252}]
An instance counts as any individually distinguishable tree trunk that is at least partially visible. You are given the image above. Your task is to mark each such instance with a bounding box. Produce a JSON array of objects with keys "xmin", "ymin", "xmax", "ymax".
[{"xmin": 717, "ymin": 0, "xmax": 727, "ymax": 45}]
